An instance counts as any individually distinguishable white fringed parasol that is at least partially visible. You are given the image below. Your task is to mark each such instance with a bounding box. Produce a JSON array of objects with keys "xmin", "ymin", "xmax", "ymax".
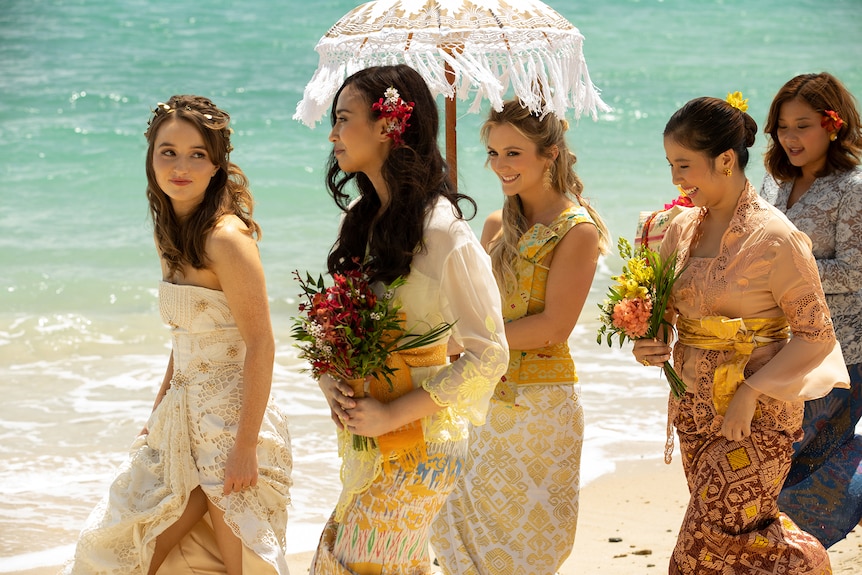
[{"xmin": 294, "ymin": 0, "xmax": 609, "ymax": 181}]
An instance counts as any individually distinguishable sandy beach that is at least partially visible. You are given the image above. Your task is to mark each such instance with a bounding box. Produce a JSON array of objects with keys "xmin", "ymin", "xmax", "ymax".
[{"xmin": 15, "ymin": 456, "xmax": 860, "ymax": 575}]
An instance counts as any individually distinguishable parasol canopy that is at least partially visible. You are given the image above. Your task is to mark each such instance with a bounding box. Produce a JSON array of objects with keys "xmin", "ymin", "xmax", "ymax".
[{"xmin": 294, "ymin": 0, "xmax": 609, "ymax": 179}]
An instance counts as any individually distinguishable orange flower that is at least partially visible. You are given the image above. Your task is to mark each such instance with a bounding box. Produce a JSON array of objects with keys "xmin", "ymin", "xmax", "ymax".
[
  {"xmin": 821, "ymin": 110, "xmax": 844, "ymax": 133},
  {"xmin": 611, "ymin": 297, "xmax": 653, "ymax": 339}
]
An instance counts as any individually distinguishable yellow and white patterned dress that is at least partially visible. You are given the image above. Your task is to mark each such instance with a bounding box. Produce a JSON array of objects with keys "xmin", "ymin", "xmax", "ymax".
[
  {"xmin": 431, "ymin": 206, "xmax": 592, "ymax": 575},
  {"xmin": 64, "ymin": 282, "xmax": 293, "ymax": 574},
  {"xmin": 310, "ymin": 197, "xmax": 509, "ymax": 575}
]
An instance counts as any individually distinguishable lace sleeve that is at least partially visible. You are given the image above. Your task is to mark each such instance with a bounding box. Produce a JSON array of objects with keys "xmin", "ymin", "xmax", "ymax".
[
  {"xmin": 818, "ymin": 172, "xmax": 862, "ymax": 294},
  {"xmin": 759, "ymin": 172, "xmax": 781, "ymax": 204},
  {"xmin": 769, "ymin": 230, "xmax": 835, "ymax": 343},
  {"xmin": 421, "ymin": 242, "xmax": 509, "ymax": 425}
]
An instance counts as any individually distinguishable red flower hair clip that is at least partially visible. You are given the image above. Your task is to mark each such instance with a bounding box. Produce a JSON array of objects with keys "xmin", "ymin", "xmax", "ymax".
[
  {"xmin": 372, "ymin": 87, "xmax": 414, "ymax": 148},
  {"xmin": 822, "ymin": 110, "xmax": 844, "ymax": 141}
]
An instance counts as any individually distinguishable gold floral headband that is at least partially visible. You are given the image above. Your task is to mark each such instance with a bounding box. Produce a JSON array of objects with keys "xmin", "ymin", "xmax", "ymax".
[
  {"xmin": 725, "ymin": 91, "xmax": 749, "ymax": 113},
  {"xmin": 372, "ymin": 87, "xmax": 414, "ymax": 148},
  {"xmin": 151, "ymin": 101, "xmax": 214, "ymax": 120},
  {"xmin": 147, "ymin": 100, "xmax": 232, "ymax": 152}
]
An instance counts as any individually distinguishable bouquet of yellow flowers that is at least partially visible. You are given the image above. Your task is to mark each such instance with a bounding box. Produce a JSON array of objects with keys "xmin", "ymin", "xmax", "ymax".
[{"xmin": 597, "ymin": 237, "xmax": 686, "ymax": 398}]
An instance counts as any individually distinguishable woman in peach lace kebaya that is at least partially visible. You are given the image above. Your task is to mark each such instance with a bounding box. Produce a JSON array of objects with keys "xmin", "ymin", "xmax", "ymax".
[{"xmin": 634, "ymin": 94, "xmax": 849, "ymax": 574}]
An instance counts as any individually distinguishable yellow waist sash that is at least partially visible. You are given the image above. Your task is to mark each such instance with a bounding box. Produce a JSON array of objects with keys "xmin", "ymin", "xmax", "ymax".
[
  {"xmin": 495, "ymin": 341, "xmax": 575, "ymax": 404},
  {"xmin": 369, "ymin": 343, "xmax": 448, "ymax": 470},
  {"xmin": 334, "ymin": 342, "xmax": 448, "ymax": 524},
  {"xmin": 676, "ymin": 316, "xmax": 789, "ymax": 415}
]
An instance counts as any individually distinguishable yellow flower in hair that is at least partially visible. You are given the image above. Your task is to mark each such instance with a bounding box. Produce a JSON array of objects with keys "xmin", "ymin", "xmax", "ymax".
[{"xmin": 726, "ymin": 91, "xmax": 749, "ymax": 113}]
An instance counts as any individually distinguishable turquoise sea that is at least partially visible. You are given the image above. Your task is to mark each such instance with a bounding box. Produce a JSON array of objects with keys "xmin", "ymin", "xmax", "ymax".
[{"xmin": 1, "ymin": 0, "xmax": 861, "ymax": 568}]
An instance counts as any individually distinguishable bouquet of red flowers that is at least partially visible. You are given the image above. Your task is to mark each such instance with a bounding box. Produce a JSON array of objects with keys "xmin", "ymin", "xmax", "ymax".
[
  {"xmin": 292, "ymin": 267, "xmax": 453, "ymax": 449},
  {"xmin": 597, "ymin": 237, "xmax": 687, "ymax": 398}
]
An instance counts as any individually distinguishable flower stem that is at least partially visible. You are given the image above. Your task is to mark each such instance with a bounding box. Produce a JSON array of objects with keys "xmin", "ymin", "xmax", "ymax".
[{"xmin": 662, "ymin": 361, "xmax": 687, "ymax": 398}]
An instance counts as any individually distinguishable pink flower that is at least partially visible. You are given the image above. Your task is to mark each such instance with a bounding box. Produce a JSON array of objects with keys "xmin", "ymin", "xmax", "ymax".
[
  {"xmin": 611, "ymin": 297, "xmax": 653, "ymax": 339},
  {"xmin": 664, "ymin": 194, "xmax": 694, "ymax": 210}
]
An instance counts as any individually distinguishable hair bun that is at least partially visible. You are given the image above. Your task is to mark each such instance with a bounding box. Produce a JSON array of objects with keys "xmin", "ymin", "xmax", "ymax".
[{"xmin": 743, "ymin": 114, "xmax": 758, "ymax": 148}]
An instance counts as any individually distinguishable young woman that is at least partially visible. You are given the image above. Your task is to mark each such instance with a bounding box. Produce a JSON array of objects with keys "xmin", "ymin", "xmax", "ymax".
[
  {"xmin": 760, "ymin": 71, "xmax": 862, "ymax": 547},
  {"xmin": 431, "ymin": 101, "xmax": 608, "ymax": 574},
  {"xmin": 309, "ymin": 65, "xmax": 508, "ymax": 574},
  {"xmin": 634, "ymin": 95, "xmax": 848, "ymax": 574},
  {"xmin": 65, "ymin": 95, "xmax": 292, "ymax": 575}
]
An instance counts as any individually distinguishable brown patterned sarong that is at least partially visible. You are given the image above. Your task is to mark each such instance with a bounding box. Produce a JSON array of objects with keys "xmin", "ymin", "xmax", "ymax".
[{"xmin": 671, "ymin": 414, "xmax": 831, "ymax": 574}]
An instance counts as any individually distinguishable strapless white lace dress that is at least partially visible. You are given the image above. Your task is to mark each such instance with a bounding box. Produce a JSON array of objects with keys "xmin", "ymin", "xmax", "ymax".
[{"xmin": 64, "ymin": 282, "xmax": 293, "ymax": 574}]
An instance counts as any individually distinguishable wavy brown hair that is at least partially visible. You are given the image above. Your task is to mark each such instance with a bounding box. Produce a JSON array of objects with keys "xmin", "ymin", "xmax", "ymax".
[
  {"xmin": 481, "ymin": 101, "xmax": 609, "ymax": 295},
  {"xmin": 325, "ymin": 65, "xmax": 476, "ymax": 284},
  {"xmin": 764, "ymin": 72, "xmax": 862, "ymax": 181},
  {"xmin": 145, "ymin": 94, "xmax": 260, "ymax": 277}
]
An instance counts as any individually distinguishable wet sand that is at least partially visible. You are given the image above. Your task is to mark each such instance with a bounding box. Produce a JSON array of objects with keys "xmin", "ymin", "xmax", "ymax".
[{"xmin": 18, "ymin": 457, "xmax": 860, "ymax": 574}]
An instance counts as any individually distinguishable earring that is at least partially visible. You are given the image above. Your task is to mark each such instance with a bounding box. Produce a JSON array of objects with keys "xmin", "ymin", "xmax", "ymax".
[
  {"xmin": 830, "ymin": 132, "xmax": 838, "ymax": 142},
  {"xmin": 543, "ymin": 166, "xmax": 553, "ymax": 192},
  {"xmin": 723, "ymin": 168, "xmax": 732, "ymax": 177}
]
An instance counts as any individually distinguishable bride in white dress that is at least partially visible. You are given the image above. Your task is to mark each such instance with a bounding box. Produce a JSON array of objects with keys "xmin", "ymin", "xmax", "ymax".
[{"xmin": 63, "ymin": 95, "xmax": 292, "ymax": 575}]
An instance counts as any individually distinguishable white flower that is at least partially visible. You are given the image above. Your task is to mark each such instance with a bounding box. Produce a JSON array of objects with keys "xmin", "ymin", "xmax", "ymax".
[
  {"xmin": 384, "ymin": 87, "xmax": 400, "ymax": 103},
  {"xmin": 308, "ymin": 323, "xmax": 325, "ymax": 339}
]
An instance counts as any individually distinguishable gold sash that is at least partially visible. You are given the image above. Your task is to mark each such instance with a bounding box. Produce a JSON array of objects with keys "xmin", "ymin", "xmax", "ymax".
[
  {"xmin": 369, "ymin": 343, "xmax": 447, "ymax": 472},
  {"xmin": 676, "ymin": 316, "xmax": 790, "ymax": 414},
  {"xmin": 333, "ymin": 342, "xmax": 448, "ymax": 524}
]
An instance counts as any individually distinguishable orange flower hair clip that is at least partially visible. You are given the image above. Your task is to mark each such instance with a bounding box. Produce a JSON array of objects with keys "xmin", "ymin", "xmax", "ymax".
[
  {"xmin": 372, "ymin": 87, "xmax": 414, "ymax": 148},
  {"xmin": 822, "ymin": 110, "xmax": 844, "ymax": 141}
]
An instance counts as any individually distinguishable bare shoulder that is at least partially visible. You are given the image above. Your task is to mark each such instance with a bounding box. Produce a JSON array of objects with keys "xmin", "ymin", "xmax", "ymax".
[
  {"xmin": 553, "ymin": 216, "xmax": 599, "ymax": 261},
  {"xmin": 210, "ymin": 214, "xmax": 253, "ymax": 244},
  {"xmin": 564, "ymin": 217, "xmax": 600, "ymax": 242},
  {"xmin": 207, "ymin": 215, "xmax": 258, "ymax": 264},
  {"xmin": 480, "ymin": 209, "xmax": 504, "ymax": 251}
]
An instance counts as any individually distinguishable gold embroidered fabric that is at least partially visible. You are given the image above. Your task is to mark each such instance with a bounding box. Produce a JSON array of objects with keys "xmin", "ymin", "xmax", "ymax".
[
  {"xmin": 677, "ymin": 316, "xmax": 789, "ymax": 415},
  {"xmin": 493, "ymin": 206, "xmax": 593, "ymax": 404},
  {"xmin": 64, "ymin": 282, "xmax": 293, "ymax": 574},
  {"xmin": 319, "ymin": 197, "xmax": 509, "ymax": 572},
  {"xmin": 431, "ymin": 206, "xmax": 593, "ymax": 574},
  {"xmin": 671, "ymin": 422, "xmax": 832, "ymax": 574},
  {"xmin": 334, "ymin": 344, "xmax": 447, "ymax": 523}
]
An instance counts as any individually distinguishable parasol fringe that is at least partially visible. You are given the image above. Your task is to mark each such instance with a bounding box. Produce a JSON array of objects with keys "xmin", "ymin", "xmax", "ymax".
[{"xmin": 294, "ymin": 30, "xmax": 610, "ymax": 127}]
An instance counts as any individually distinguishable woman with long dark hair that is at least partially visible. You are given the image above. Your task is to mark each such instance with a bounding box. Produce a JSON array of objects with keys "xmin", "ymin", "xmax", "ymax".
[{"xmin": 309, "ymin": 65, "xmax": 508, "ymax": 574}]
